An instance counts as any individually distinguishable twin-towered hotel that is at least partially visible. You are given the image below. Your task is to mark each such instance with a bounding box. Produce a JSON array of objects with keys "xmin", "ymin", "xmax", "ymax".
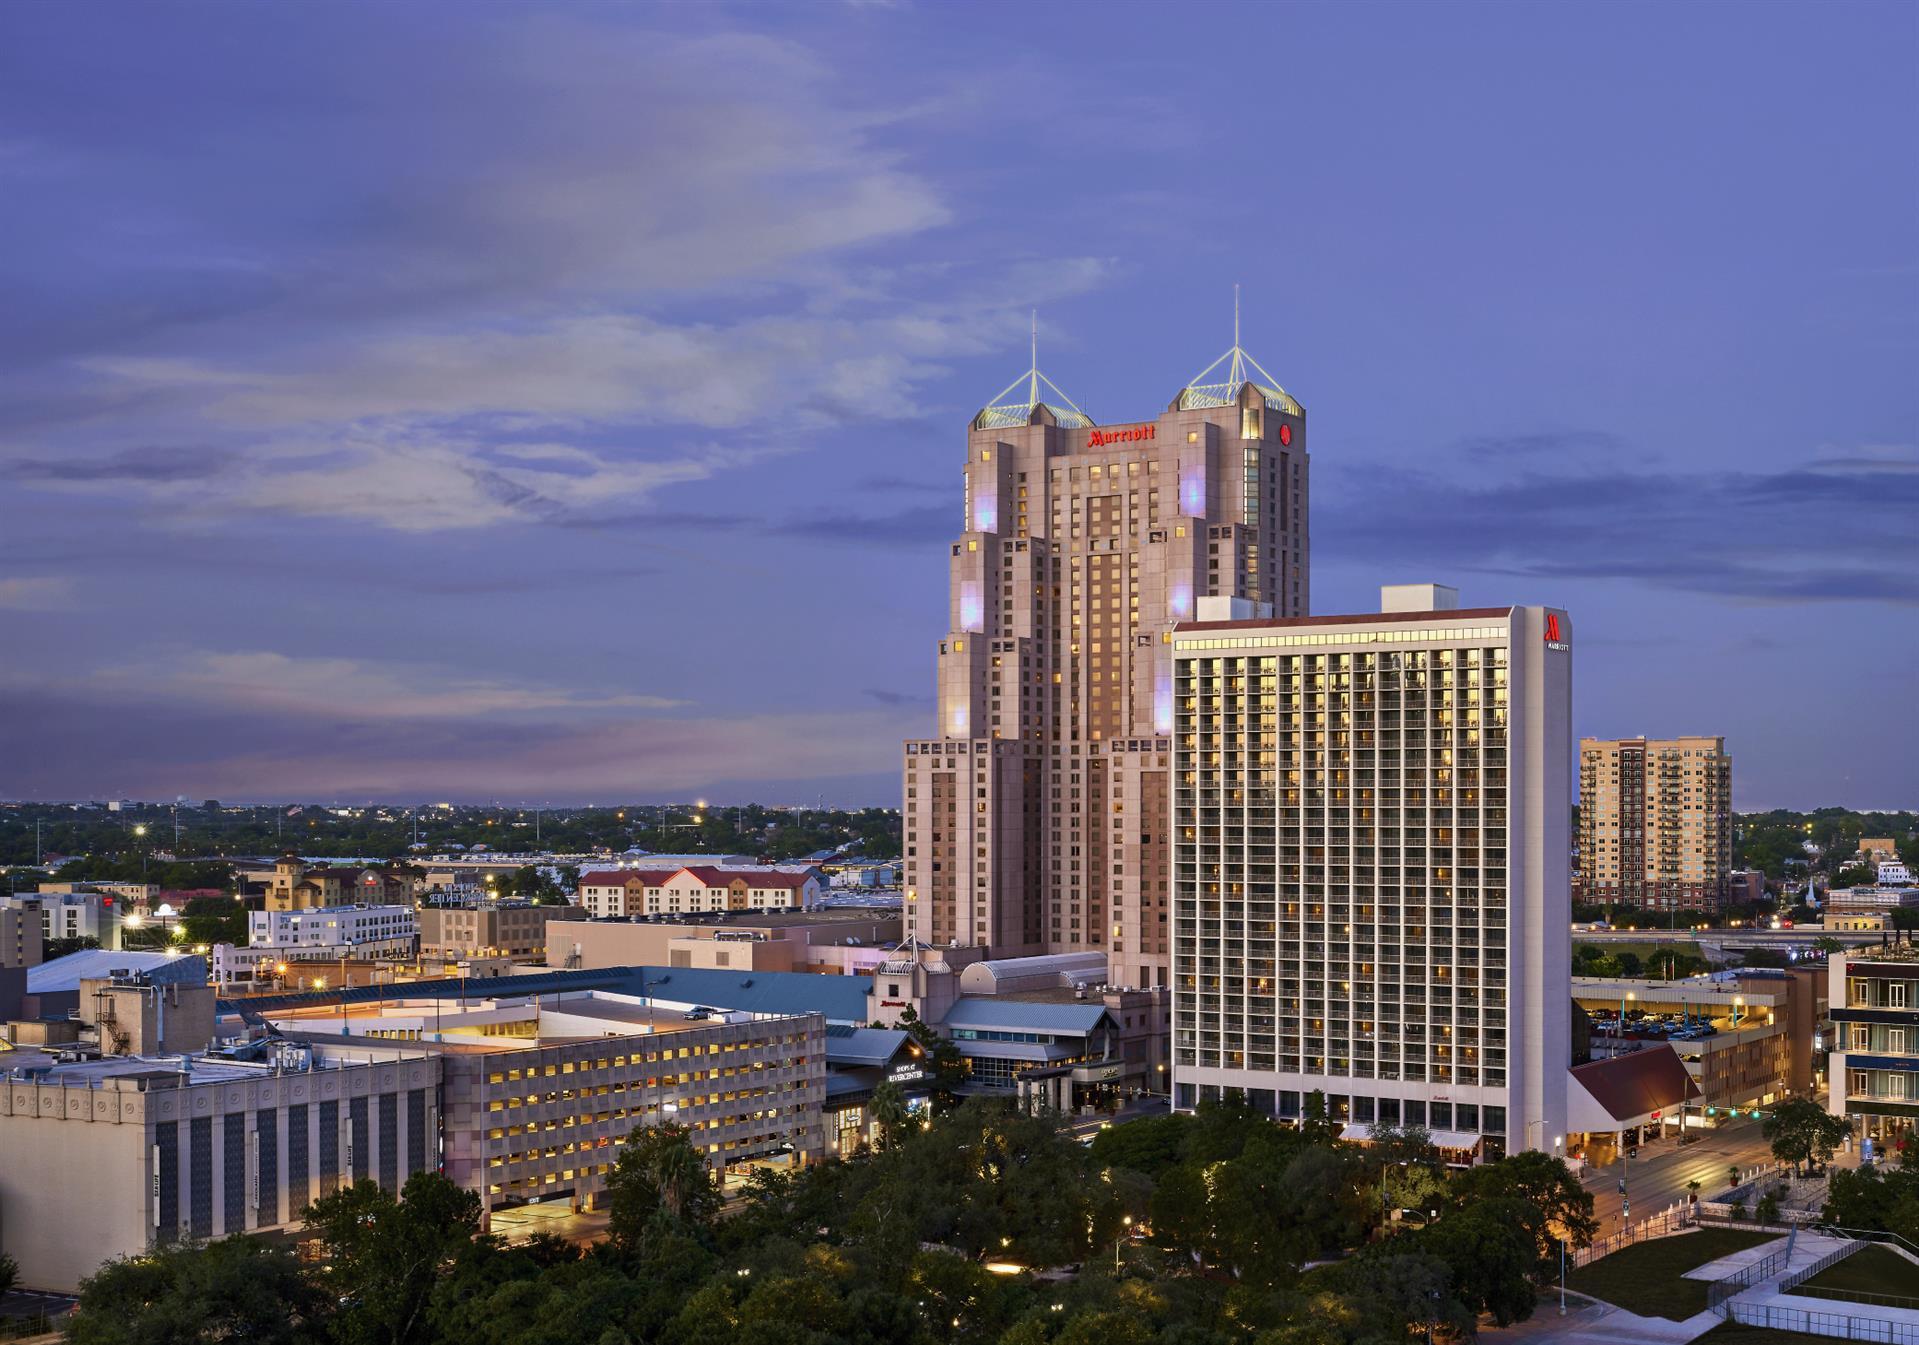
[
  {"xmin": 902, "ymin": 325, "xmax": 1574, "ymax": 1157},
  {"xmin": 902, "ymin": 336, "xmax": 1312, "ymax": 991}
]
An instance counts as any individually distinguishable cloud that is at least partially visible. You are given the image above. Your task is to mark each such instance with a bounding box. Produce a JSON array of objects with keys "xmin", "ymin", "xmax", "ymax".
[
  {"xmin": 1, "ymin": 445, "xmax": 234, "ymax": 482},
  {"xmin": 1320, "ymin": 444, "xmax": 1919, "ymax": 604},
  {"xmin": 863, "ymin": 687, "xmax": 931, "ymax": 708},
  {"xmin": 0, "ymin": 688, "xmax": 921, "ymax": 803},
  {"xmin": 0, "ymin": 576, "xmax": 77, "ymax": 610},
  {"xmin": 73, "ymin": 650, "xmax": 683, "ymax": 722},
  {"xmin": 779, "ymin": 505, "xmax": 954, "ymax": 547}
]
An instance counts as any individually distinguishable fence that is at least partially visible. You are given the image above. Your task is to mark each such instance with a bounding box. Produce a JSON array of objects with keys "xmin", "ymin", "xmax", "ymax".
[
  {"xmin": 1569, "ymin": 1207, "xmax": 1696, "ymax": 1267},
  {"xmin": 1707, "ymin": 1246, "xmax": 1789, "ymax": 1315},
  {"xmin": 1722, "ymin": 1299, "xmax": 1919, "ymax": 1345}
]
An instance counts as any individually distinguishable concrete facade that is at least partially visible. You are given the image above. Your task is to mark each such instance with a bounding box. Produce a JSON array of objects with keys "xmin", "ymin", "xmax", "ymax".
[
  {"xmin": 0, "ymin": 1046, "xmax": 440, "ymax": 1292},
  {"xmin": 1169, "ymin": 589, "xmax": 1572, "ymax": 1158},
  {"xmin": 264, "ymin": 990, "xmax": 826, "ymax": 1225},
  {"xmin": 0, "ymin": 905, "xmax": 41, "ymax": 968}
]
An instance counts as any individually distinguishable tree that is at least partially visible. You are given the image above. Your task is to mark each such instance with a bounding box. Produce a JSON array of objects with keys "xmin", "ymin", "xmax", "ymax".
[
  {"xmin": 892, "ymin": 1008, "xmax": 965, "ymax": 1107},
  {"xmin": 0, "ymin": 1249, "xmax": 15, "ymax": 1298},
  {"xmin": 868, "ymin": 1078, "xmax": 910, "ymax": 1150},
  {"xmin": 1451, "ymin": 1151, "xmax": 1598, "ymax": 1265},
  {"xmin": 1416, "ymin": 1196, "xmax": 1539, "ymax": 1326},
  {"xmin": 303, "ymin": 1172, "xmax": 484, "ymax": 1345},
  {"xmin": 66, "ymin": 1237, "xmax": 326, "ymax": 1345},
  {"xmin": 1762, "ymin": 1099, "xmax": 1851, "ymax": 1175},
  {"xmin": 607, "ymin": 1122, "xmax": 720, "ymax": 1253},
  {"xmin": 180, "ymin": 896, "xmax": 247, "ymax": 947},
  {"xmin": 1150, "ymin": 1163, "xmax": 1214, "ymax": 1267},
  {"xmin": 1088, "ymin": 1112, "xmax": 1191, "ymax": 1177}
]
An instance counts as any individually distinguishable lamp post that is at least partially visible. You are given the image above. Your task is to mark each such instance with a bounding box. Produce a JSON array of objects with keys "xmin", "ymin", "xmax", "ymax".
[{"xmin": 1115, "ymin": 1214, "xmax": 1132, "ymax": 1271}]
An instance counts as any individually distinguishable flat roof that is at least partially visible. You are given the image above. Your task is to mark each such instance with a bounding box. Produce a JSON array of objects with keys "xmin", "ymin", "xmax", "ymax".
[
  {"xmin": 224, "ymin": 963, "xmax": 872, "ymax": 1025},
  {"xmin": 264, "ymin": 991, "xmax": 732, "ymax": 1047},
  {"xmin": 2, "ymin": 1049, "xmax": 330, "ymax": 1087},
  {"xmin": 588, "ymin": 908, "xmax": 898, "ymax": 930},
  {"xmin": 1177, "ymin": 607, "xmax": 1513, "ymax": 634}
]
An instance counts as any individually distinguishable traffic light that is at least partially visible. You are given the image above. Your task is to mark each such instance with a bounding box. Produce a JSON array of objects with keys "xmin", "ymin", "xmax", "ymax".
[{"xmin": 1706, "ymin": 1107, "xmax": 1717, "ymax": 1117}]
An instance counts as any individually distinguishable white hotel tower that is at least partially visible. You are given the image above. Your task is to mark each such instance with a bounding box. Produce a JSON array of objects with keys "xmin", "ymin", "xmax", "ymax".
[{"xmin": 1170, "ymin": 583, "xmax": 1570, "ymax": 1158}]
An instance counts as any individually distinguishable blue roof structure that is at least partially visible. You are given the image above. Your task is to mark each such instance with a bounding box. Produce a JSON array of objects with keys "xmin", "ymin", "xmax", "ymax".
[
  {"xmin": 29, "ymin": 950, "xmax": 208, "ymax": 995},
  {"xmin": 937, "ymin": 997, "xmax": 1113, "ymax": 1036},
  {"xmin": 823, "ymin": 1025, "xmax": 911, "ymax": 1068},
  {"xmin": 222, "ymin": 963, "xmax": 872, "ymax": 1026}
]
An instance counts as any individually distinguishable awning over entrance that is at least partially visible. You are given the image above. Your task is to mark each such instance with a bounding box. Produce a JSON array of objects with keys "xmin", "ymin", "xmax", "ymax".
[{"xmin": 1569, "ymin": 1044, "xmax": 1701, "ymax": 1131}]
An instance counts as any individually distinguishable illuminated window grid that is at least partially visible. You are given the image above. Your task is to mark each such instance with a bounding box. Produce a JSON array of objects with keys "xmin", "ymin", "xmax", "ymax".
[{"xmin": 1173, "ymin": 641, "xmax": 1511, "ymax": 1088}]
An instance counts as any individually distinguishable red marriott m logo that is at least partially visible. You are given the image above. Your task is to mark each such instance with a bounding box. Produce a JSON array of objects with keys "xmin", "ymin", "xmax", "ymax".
[{"xmin": 1544, "ymin": 613, "xmax": 1560, "ymax": 642}]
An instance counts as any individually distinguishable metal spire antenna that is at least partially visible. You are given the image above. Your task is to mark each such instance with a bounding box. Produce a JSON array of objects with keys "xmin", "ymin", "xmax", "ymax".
[
  {"xmin": 974, "ymin": 311, "xmax": 1094, "ymax": 429},
  {"xmin": 1029, "ymin": 309, "xmax": 1039, "ymax": 408},
  {"xmin": 1177, "ymin": 285, "xmax": 1304, "ymax": 416}
]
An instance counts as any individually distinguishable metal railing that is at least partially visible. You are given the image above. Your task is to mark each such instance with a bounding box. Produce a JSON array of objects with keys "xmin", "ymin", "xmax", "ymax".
[
  {"xmin": 1722, "ymin": 1300, "xmax": 1919, "ymax": 1345},
  {"xmin": 1707, "ymin": 1246, "xmax": 1789, "ymax": 1314},
  {"xmin": 1782, "ymin": 1238, "xmax": 1867, "ymax": 1296},
  {"xmin": 1568, "ymin": 1207, "xmax": 1694, "ymax": 1267}
]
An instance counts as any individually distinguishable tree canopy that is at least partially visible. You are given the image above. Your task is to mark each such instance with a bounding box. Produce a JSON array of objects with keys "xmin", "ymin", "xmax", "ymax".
[{"xmin": 63, "ymin": 1098, "xmax": 1582, "ymax": 1345}]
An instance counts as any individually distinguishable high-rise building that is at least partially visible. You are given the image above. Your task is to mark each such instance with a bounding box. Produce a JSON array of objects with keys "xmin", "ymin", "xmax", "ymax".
[
  {"xmin": 902, "ymin": 331, "xmax": 1311, "ymax": 987},
  {"xmin": 1577, "ymin": 736, "xmax": 1732, "ymax": 911},
  {"xmin": 1169, "ymin": 585, "xmax": 1572, "ymax": 1159},
  {"xmin": 1827, "ymin": 941, "xmax": 1919, "ymax": 1150}
]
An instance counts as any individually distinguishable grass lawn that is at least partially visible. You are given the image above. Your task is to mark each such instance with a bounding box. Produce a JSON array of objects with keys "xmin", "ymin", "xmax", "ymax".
[
  {"xmin": 1567, "ymin": 1229, "xmax": 1779, "ymax": 1321},
  {"xmin": 1796, "ymin": 1245, "xmax": 1919, "ymax": 1304}
]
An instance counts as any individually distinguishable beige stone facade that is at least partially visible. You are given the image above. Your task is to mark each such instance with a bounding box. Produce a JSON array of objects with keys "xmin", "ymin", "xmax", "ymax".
[
  {"xmin": 903, "ymin": 354, "xmax": 1310, "ymax": 989},
  {"xmin": 417, "ymin": 901, "xmax": 585, "ymax": 960},
  {"xmin": 547, "ymin": 909, "xmax": 901, "ymax": 975},
  {"xmin": 1578, "ymin": 736, "xmax": 1732, "ymax": 911}
]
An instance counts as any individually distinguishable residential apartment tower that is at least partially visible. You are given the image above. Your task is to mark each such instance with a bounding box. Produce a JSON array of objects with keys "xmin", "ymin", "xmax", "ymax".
[{"xmin": 1577, "ymin": 736, "xmax": 1733, "ymax": 911}]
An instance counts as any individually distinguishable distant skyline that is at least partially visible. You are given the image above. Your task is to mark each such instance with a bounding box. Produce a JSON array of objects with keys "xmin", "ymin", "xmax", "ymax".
[{"xmin": 1, "ymin": 3, "xmax": 1914, "ymax": 810}]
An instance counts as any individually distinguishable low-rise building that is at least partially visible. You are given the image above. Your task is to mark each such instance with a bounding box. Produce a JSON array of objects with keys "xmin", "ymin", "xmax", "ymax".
[
  {"xmin": 418, "ymin": 900, "xmax": 584, "ymax": 961},
  {"xmin": 0, "ymin": 966, "xmax": 439, "ymax": 1293},
  {"xmin": 261, "ymin": 857, "xmax": 409, "ymax": 912},
  {"xmin": 1827, "ymin": 940, "xmax": 1919, "ymax": 1149},
  {"xmin": 36, "ymin": 881, "xmax": 158, "ymax": 904},
  {"xmin": 0, "ymin": 906, "xmax": 42, "ymax": 969},
  {"xmin": 1, "ymin": 890, "xmax": 125, "ymax": 949},
  {"xmin": 1573, "ymin": 969, "xmax": 1825, "ymax": 1115},
  {"xmin": 548, "ymin": 908, "xmax": 900, "ymax": 976},
  {"xmin": 577, "ymin": 866, "xmax": 823, "ymax": 919},
  {"xmin": 1826, "ymin": 875, "xmax": 1919, "ymax": 915},
  {"xmin": 255, "ymin": 984, "xmax": 826, "ymax": 1225},
  {"xmin": 248, "ymin": 904, "xmax": 417, "ymax": 960}
]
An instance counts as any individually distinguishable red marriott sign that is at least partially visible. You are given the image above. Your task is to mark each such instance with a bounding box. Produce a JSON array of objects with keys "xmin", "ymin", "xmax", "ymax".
[{"xmin": 1087, "ymin": 424, "xmax": 1157, "ymax": 448}]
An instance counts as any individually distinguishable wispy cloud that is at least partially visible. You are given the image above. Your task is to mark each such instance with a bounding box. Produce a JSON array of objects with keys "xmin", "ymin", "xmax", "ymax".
[
  {"xmin": 76, "ymin": 650, "xmax": 683, "ymax": 722},
  {"xmin": 1321, "ymin": 444, "xmax": 1919, "ymax": 605},
  {"xmin": 0, "ymin": 576, "xmax": 77, "ymax": 610}
]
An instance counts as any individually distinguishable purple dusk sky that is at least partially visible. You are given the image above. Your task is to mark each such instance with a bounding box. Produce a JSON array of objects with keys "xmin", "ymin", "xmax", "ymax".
[{"xmin": 0, "ymin": 3, "xmax": 1913, "ymax": 810}]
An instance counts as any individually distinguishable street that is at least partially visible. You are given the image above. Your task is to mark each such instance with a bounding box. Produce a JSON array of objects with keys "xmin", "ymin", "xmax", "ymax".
[{"xmin": 1578, "ymin": 1116, "xmax": 1778, "ymax": 1233}]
